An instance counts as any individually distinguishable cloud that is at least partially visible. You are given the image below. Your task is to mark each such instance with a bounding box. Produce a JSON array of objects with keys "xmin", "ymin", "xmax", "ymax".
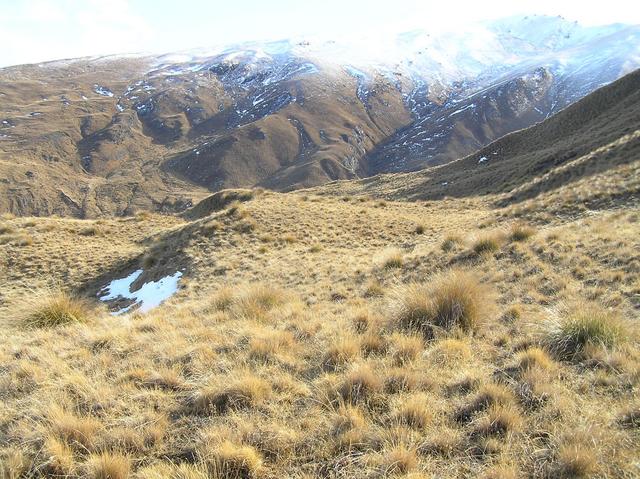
[
  {"xmin": 22, "ymin": 0, "xmax": 68, "ymax": 23},
  {"xmin": 0, "ymin": 0, "xmax": 155, "ymax": 66},
  {"xmin": 1, "ymin": 0, "xmax": 638, "ymax": 67}
]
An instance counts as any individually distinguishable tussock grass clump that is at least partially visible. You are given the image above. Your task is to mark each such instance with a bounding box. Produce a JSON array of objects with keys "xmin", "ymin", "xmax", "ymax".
[
  {"xmin": 85, "ymin": 452, "xmax": 131, "ymax": 479},
  {"xmin": 474, "ymin": 405, "xmax": 523, "ymax": 437},
  {"xmin": 544, "ymin": 303, "xmax": 628, "ymax": 361},
  {"xmin": 229, "ymin": 284, "xmax": 289, "ymax": 320},
  {"xmin": 331, "ymin": 406, "xmax": 370, "ymax": 451},
  {"xmin": 553, "ymin": 442, "xmax": 598, "ymax": 478},
  {"xmin": 472, "ymin": 234, "xmax": 503, "ymax": 255},
  {"xmin": 391, "ymin": 270, "xmax": 487, "ymax": 337},
  {"xmin": 0, "ymin": 448, "xmax": 28, "ymax": 479},
  {"xmin": 0, "ymin": 447, "xmax": 31, "ymax": 479},
  {"xmin": 234, "ymin": 218, "xmax": 257, "ymax": 233},
  {"xmin": 514, "ymin": 347, "xmax": 555, "ymax": 373},
  {"xmin": 446, "ymin": 375, "xmax": 480, "ymax": 396},
  {"xmin": 323, "ymin": 337, "xmax": 360, "ymax": 370},
  {"xmin": 392, "ymin": 394, "xmax": 432, "ymax": 429},
  {"xmin": 471, "ymin": 437, "xmax": 502, "ymax": 458},
  {"xmin": 441, "ymin": 235, "xmax": 460, "ymax": 252},
  {"xmin": 207, "ymin": 441, "xmax": 263, "ymax": 479},
  {"xmin": 103, "ymin": 427, "xmax": 146, "ymax": 454},
  {"xmin": 360, "ymin": 332, "xmax": 389, "ymax": 356},
  {"xmin": 202, "ymin": 219, "xmax": 222, "ymax": 234},
  {"xmin": 363, "ymin": 279, "xmax": 385, "ymax": 298},
  {"xmin": 420, "ymin": 427, "xmax": 463, "ymax": 458},
  {"xmin": 22, "ymin": 290, "xmax": 92, "ymax": 328},
  {"xmin": 243, "ymin": 424, "xmax": 298, "ymax": 460},
  {"xmin": 337, "ymin": 366, "xmax": 383, "ymax": 404},
  {"xmin": 42, "ymin": 437, "xmax": 74, "ymax": 476},
  {"xmin": 240, "ymin": 284, "xmax": 287, "ymax": 310},
  {"xmin": 352, "ymin": 309, "xmax": 380, "ymax": 333},
  {"xmin": 391, "ymin": 334, "xmax": 423, "ymax": 364},
  {"xmin": 225, "ymin": 200, "xmax": 250, "ymax": 218},
  {"xmin": 194, "ymin": 375, "xmax": 272, "ymax": 414},
  {"xmin": 332, "ymin": 405, "xmax": 367, "ymax": 436},
  {"xmin": 211, "ymin": 287, "xmax": 236, "ymax": 311},
  {"xmin": 249, "ymin": 331, "xmax": 295, "ymax": 363},
  {"xmin": 509, "ymin": 223, "xmax": 535, "ymax": 242},
  {"xmin": 514, "ymin": 369, "xmax": 554, "ymax": 410},
  {"xmin": 456, "ymin": 384, "xmax": 515, "ymax": 423},
  {"xmin": 380, "ymin": 445, "xmax": 417, "ymax": 474},
  {"xmin": 383, "ymin": 369, "xmax": 421, "ymax": 394},
  {"xmin": 379, "ymin": 248, "xmax": 404, "ymax": 269},
  {"xmin": 502, "ymin": 305, "xmax": 522, "ymax": 322},
  {"xmin": 430, "ymin": 338, "xmax": 471, "ymax": 364},
  {"xmin": 49, "ymin": 408, "xmax": 102, "ymax": 450}
]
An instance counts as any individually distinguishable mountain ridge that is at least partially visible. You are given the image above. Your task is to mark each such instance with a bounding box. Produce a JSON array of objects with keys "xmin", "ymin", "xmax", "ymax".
[
  {"xmin": 1, "ymin": 15, "xmax": 639, "ymax": 217},
  {"xmin": 312, "ymin": 67, "xmax": 640, "ymax": 208}
]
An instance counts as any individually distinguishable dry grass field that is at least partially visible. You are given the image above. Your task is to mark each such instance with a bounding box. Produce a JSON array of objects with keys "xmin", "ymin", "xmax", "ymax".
[{"xmin": 1, "ymin": 165, "xmax": 639, "ymax": 478}]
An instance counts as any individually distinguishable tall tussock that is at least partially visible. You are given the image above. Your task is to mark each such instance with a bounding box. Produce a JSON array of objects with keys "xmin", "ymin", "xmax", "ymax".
[
  {"xmin": 210, "ymin": 283, "xmax": 291, "ymax": 321},
  {"xmin": 542, "ymin": 302, "xmax": 629, "ymax": 361},
  {"xmin": 390, "ymin": 269, "xmax": 490, "ymax": 337},
  {"xmin": 205, "ymin": 440, "xmax": 264, "ymax": 479},
  {"xmin": 20, "ymin": 289, "xmax": 93, "ymax": 328}
]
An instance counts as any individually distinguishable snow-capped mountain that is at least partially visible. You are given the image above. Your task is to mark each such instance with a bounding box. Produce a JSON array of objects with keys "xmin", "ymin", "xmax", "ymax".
[
  {"xmin": 365, "ymin": 16, "xmax": 640, "ymax": 172},
  {"xmin": 1, "ymin": 15, "xmax": 638, "ymax": 216}
]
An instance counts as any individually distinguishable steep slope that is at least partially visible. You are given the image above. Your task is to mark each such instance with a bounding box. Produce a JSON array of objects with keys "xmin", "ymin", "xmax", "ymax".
[
  {"xmin": 2, "ymin": 57, "xmax": 639, "ymax": 479},
  {"xmin": 0, "ymin": 58, "xmax": 207, "ymax": 217},
  {"xmin": 316, "ymin": 68, "xmax": 640, "ymax": 206},
  {"xmin": 365, "ymin": 20, "xmax": 640, "ymax": 173},
  {"xmin": 1, "ymin": 16, "xmax": 639, "ymax": 217},
  {"xmin": 0, "ymin": 51, "xmax": 411, "ymax": 216}
]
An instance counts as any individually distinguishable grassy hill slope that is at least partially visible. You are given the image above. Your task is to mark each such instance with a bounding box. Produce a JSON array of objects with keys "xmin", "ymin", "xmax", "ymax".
[
  {"xmin": 0, "ymin": 69, "xmax": 639, "ymax": 479},
  {"xmin": 315, "ymin": 69, "xmax": 640, "ymax": 207}
]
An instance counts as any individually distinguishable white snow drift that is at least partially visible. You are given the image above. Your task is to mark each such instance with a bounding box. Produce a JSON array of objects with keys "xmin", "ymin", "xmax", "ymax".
[{"xmin": 98, "ymin": 269, "xmax": 182, "ymax": 314}]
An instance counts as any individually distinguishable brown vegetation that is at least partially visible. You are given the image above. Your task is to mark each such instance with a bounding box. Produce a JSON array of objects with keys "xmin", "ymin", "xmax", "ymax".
[{"xmin": 0, "ymin": 148, "xmax": 638, "ymax": 477}]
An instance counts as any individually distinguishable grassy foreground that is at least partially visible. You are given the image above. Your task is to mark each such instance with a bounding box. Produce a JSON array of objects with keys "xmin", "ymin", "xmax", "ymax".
[{"xmin": 0, "ymin": 186, "xmax": 638, "ymax": 478}]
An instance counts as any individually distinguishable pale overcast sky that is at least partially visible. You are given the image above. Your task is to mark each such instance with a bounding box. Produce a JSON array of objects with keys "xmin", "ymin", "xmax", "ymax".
[{"xmin": 1, "ymin": 0, "xmax": 639, "ymax": 67}]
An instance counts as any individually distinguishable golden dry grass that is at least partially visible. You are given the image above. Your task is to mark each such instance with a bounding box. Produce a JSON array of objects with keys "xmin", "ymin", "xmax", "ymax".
[
  {"xmin": 543, "ymin": 302, "xmax": 629, "ymax": 361},
  {"xmin": 509, "ymin": 223, "xmax": 536, "ymax": 242},
  {"xmin": 379, "ymin": 247, "xmax": 405, "ymax": 269},
  {"xmin": 390, "ymin": 270, "xmax": 488, "ymax": 337},
  {"xmin": 0, "ymin": 182, "xmax": 638, "ymax": 478},
  {"xmin": 85, "ymin": 453, "xmax": 131, "ymax": 479},
  {"xmin": 472, "ymin": 233, "xmax": 504, "ymax": 255},
  {"xmin": 20, "ymin": 290, "xmax": 93, "ymax": 328}
]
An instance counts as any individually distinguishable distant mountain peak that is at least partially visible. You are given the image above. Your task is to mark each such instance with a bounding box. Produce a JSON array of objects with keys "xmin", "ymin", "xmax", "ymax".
[{"xmin": 0, "ymin": 16, "xmax": 638, "ymax": 217}]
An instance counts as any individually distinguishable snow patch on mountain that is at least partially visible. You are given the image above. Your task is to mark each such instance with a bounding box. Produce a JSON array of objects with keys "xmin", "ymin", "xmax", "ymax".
[{"xmin": 93, "ymin": 85, "xmax": 114, "ymax": 97}]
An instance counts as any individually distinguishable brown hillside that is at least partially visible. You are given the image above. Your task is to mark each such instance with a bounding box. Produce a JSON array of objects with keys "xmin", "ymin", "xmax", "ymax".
[
  {"xmin": 1, "ymin": 166, "xmax": 638, "ymax": 476},
  {"xmin": 315, "ymin": 68, "xmax": 640, "ymax": 206}
]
